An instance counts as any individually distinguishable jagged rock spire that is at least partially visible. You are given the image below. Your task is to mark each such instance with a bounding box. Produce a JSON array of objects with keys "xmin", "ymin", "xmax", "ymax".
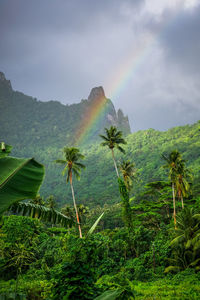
[
  {"xmin": 0, "ymin": 71, "xmax": 12, "ymax": 90},
  {"xmin": 88, "ymin": 86, "xmax": 105, "ymax": 102}
]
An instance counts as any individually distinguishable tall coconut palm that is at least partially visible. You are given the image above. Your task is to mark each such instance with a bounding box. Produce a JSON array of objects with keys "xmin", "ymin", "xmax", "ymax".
[
  {"xmin": 100, "ymin": 126, "xmax": 127, "ymax": 177},
  {"xmin": 119, "ymin": 160, "xmax": 137, "ymax": 191},
  {"xmin": 175, "ymin": 161, "xmax": 192, "ymax": 209},
  {"xmin": 56, "ymin": 147, "xmax": 85, "ymax": 238},
  {"xmin": 162, "ymin": 150, "xmax": 183, "ymax": 227}
]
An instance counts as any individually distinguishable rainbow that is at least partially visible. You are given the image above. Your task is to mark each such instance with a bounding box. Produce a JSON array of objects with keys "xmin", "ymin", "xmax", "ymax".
[
  {"xmin": 106, "ymin": 34, "xmax": 155, "ymax": 101},
  {"xmin": 75, "ymin": 35, "xmax": 154, "ymax": 146},
  {"xmin": 74, "ymin": 7, "xmax": 183, "ymax": 145},
  {"xmin": 75, "ymin": 95, "xmax": 108, "ymax": 145}
]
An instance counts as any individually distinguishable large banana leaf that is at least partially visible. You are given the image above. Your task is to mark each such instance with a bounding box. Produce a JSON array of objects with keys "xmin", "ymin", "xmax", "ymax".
[{"xmin": 0, "ymin": 156, "xmax": 44, "ymax": 215}]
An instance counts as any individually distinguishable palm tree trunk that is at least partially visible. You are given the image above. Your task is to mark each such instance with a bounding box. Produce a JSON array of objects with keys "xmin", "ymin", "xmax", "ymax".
[
  {"xmin": 181, "ymin": 194, "xmax": 184, "ymax": 209},
  {"xmin": 111, "ymin": 148, "xmax": 119, "ymax": 178},
  {"xmin": 70, "ymin": 177, "xmax": 82, "ymax": 238},
  {"xmin": 178, "ymin": 188, "xmax": 184, "ymax": 209},
  {"xmin": 172, "ymin": 182, "xmax": 177, "ymax": 228}
]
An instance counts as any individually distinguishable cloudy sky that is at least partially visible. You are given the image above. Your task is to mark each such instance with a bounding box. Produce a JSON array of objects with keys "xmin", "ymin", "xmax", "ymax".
[{"xmin": 0, "ymin": 0, "xmax": 200, "ymax": 131}]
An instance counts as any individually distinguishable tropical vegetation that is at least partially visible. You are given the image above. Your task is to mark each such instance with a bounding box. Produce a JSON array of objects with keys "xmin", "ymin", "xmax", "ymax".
[{"xmin": 0, "ymin": 120, "xmax": 200, "ymax": 299}]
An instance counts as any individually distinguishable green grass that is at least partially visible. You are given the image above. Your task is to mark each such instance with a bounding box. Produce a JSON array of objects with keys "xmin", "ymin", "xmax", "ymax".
[
  {"xmin": 135, "ymin": 276, "xmax": 200, "ymax": 299},
  {"xmin": 1, "ymin": 273, "xmax": 200, "ymax": 299}
]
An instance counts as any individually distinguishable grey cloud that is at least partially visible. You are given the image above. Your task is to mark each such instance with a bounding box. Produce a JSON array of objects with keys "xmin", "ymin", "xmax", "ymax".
[
  {"xmin": 0, "ymin": 0, "xmax": 143, "ymax": 35},
  {"xmin": 0, "ymin": 0, "xmax": 200, "ymax": 132},
  {"xmin": 0, "ymin": 0, "xmax": 144, "ymax": 101},
  {"xmin": 152, "ymin": 4, "xmax": 200, "ymax": 76}
]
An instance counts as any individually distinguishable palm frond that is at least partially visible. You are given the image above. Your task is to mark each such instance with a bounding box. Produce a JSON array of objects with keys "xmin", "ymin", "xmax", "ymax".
[
  {"xmin": 75, "ymin": 162, "xmax": 86, "ymax": 169},
  {"xmin": 100, "ymin": 126, "xmax": 127, "ymax": 152},
  {"xmin": 62, "ymin": 165, "xmax": 68, "ymax": 176},
  {"xmin": 117, "ymin": 145, "xmax": 125, "ymax": 154},
  {"xmin": 99, "ymin": 135, "xmax": 109, "ymax": 142},
  {"xmin": 100, "ymin": 141, "xmax": 109, "ymax": 147},
  {"xmin": 115, "ymin": 138, "xmax": 127, "ymax": 144},
  {"xmin": 170, "ymin": 234, "xmax": 185, "ymax": 246},
  {"xmin": 55, "ymin": 159, "xmax": 66, "ymax": 164},
  {"xmin": 56, "ymin": 147, "xmax": 85, "ymax": 183},
  {"xmin": 189, "ymin": 258, "xmax": 200, "ymax": 267},
  {"xmin": 73, "ymin": 168, "xmax": 81, "ymax": 180}
]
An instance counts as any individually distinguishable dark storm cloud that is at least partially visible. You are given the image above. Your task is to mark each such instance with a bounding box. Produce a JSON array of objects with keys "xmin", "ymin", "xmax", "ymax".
[
  {"xmin": 0, "ymin": 0, "xmax": 200, "ymax": 131},
  {"xmin": 0, "ymin": 0, "xmax": 144, "ymax": 102},
  {"xmin": 0, "ymin": 0, "xmax": 143, "ymax": 34},
  {"xmin": 159, "ymin": 5, "xmax": 200, "ymax": 76},
  {"xmin": 120, "ymin": 2, "xmax": 200, "ymax": 131}
]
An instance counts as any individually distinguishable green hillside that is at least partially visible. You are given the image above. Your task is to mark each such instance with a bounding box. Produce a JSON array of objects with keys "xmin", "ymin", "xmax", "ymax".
[
  {"xmin": 1, "ymin": 72, "xmax": 200, "ymax": 207},
  {"xmin": 1, "ymin": 73, "xmax": 200, "ymax": 299},
  {"xmin": 0, "ymin": 72, "xmax": 130, "ymax": 149},
  {"xmin": 9, "ymin": 120, "xmax": 200, "ymax": 208}
]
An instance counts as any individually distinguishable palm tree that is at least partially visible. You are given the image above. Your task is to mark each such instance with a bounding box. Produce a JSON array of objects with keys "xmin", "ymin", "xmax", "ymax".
[
  {"xmin": 119, "ymin": 160, "xmax": 137, "ymax": 191},
  {"xmin": 56, "ymin": 147, "xmax": 85, "ymax": 238},
  {"xmin": 162, "ymin": 150, "xmax": 183, "ymax": 226},
  {"xmin": 100, "ymin": 126, "xmax": 127, "ymax": 177},
  {"xmin": 175, "ymin": 161, "xmax": 192, "ymax": 209},
  {"xmin": 165, "ymin": 207, "xmax": 200, "ymax": 273}
]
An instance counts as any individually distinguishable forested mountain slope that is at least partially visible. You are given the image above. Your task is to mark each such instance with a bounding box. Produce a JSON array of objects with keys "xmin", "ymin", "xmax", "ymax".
[
  {"xmin": 10, "ymin": 121, "xmax": 200, "ymax": 207},
  {"xmin": 0, "ymin": 71, "xmax": 130, "ymax": 148},
  {"xmin": 1, "ymin": 71, "xmax": 200, "ymax": 207}
]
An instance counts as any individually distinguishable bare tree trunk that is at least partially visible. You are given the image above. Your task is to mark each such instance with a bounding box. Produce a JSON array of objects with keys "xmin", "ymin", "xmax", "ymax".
[
  {"xmin": 172, "ymin": 183, "xmax": 177, "ymax": 228},
  {"xmin": 111, "ymin": 148, "xmax": 119, "ymax": 178},
  {"xmin": 70, "ymin": 178, "xmax": 82, "ymax": 238}
]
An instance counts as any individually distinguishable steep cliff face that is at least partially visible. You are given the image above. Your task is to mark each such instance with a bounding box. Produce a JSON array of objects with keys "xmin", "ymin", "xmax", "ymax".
[
  {"xmin": 0, "ymin": 72, "xmax": 12, "ymax": 97},
  {"xmin": 117, "ymin": 109, "xmax": 131, "ymax": 135},
  {"xmin": 82, "ymin": 86, "xmax": 131, "ymax": 141},
  {"xmin": 0, "ymin": 72, "xmax": 131, "ymax": 149},
  {"xmin": 0, "ymin": 72, "xmax": 12, "ymax": 89}
]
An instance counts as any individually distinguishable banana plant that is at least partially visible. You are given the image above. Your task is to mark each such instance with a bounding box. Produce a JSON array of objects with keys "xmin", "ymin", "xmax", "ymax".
[
  {"xmin": 10, "ymin": 202, "xmax": 73, "ymax": 227},
  {"xmin": 0, "ymin": 142, "xmax": 45, "ymax": 216}
]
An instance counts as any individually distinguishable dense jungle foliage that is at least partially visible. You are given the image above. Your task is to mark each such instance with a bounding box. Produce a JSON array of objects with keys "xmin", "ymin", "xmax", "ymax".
[
  {"xmin": 11, "ymin": 120, "xmax": 200, "ymax": 208},
  {"xmin": 1, "ymin": 74, "xmax": 200, "ymax": 298},
  {"xmin": 1, "ymin": 120, "xmax": 200, "ymax": 299}
]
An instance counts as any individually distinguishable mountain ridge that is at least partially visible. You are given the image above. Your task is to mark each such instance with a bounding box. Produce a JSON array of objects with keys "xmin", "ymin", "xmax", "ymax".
[
  {"xmin": 0, "ymin": 71, "xmax": 131, "ymax": 148},
  {"xmin": 1, "ymin": 71, "xmax": 200, "ymax": 207}
]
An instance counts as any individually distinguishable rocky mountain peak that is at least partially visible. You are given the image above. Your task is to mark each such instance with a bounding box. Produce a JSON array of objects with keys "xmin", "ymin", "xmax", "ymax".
[
  {"xmin": 86, "ymin": 86, "xmax": 131, "ymax": 135},
  {"xmin": 0, "ymin": 71, "xmax": 12, "ymax": 90},
  {"xmin": 88, "ymin": 86, "xmax": 105, "ymax": 102}
]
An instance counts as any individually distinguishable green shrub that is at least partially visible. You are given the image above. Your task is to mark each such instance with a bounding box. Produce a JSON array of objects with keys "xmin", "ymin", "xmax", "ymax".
[{"xmin": 52, "ymin": 260, "xmax": 99, "ymax": 299}]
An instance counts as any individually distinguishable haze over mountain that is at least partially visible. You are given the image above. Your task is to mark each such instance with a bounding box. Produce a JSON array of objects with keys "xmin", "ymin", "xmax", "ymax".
[{"xmin": 0, "ymin": 71, "xmax": 130, "ymax": 148}]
